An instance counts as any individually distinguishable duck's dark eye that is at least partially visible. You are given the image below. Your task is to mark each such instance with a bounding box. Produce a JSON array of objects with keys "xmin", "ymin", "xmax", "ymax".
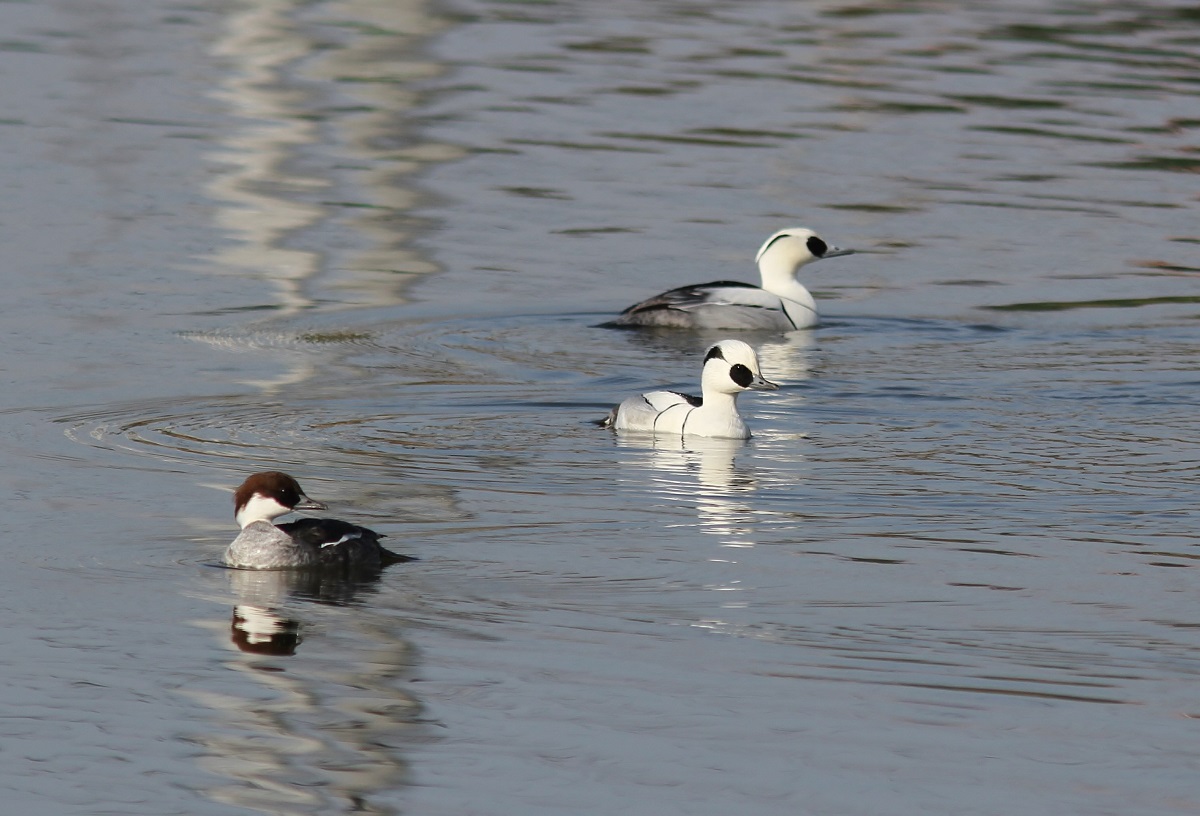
[
  {"xmin": 729, "ymin": 363, "xmax": 753, "ymax": 388},
  {"xmin": 806, "ymin": 236, "xmax": 828, "ymax": 257}
]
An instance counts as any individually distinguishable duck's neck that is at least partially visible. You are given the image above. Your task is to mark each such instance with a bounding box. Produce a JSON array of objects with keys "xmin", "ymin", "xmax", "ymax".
[
  {"xmin": 700, "ymin": 388, "xmax": 739, "ymax": 411},
  {"xmin": 759, "ymin": 256, "xmax": 816, "ymax": 311},
  {"xmin": 235, "ymin": 494, "xmax": 287, "ymax": 529},
  {"xmin": 235, "ymin": 512, "xmax": 270, "ymax": 529},
  {"xmin": 694, "ymin": 389, "xmax": 742, "ymax": 422},
  {"xmin": 690, "ymin": 389, "xmax": 748, "ymax": 438}
]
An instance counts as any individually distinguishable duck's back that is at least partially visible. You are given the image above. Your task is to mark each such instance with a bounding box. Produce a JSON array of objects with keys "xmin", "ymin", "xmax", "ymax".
[
  {"xmin": 603, "ymin": 281, "xmax": 803, "ymax": 330},
  {"xmin": 277, "ymin": 518, "xmax": 412, "ymax": 568},
  {"xmin": 225, "ymin": 519, "xmax": 412, "ymax": 570},
  {"xmin": 225, "ymin": 520, "xmax": 321, "ymax": 569},
  {"xmin": 604, "ymin": 390, "xmax": 699, "ymax": 433}
]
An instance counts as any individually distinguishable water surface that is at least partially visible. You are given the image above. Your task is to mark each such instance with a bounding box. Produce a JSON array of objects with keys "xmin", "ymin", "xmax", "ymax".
[{"xmin": 1, "ymin": 0, "xmax": 1198, "ymax": 814}]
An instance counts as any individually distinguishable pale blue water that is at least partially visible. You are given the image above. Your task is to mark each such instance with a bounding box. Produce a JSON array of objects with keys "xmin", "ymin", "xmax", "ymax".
[{"xmin": 1, "ymin": 0, "xmax": 1198, "ymax": 814}]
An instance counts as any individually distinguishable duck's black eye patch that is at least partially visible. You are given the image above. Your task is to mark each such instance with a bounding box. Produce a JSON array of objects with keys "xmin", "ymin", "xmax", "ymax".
[
  {"xmin": 729, "ymin": 363, "xmax": 753, "ymax": 388},
  {"xmin": 705, "ymin": 345, "xmax": 726, "ymax": 363},
  {"xmin": 807, "ymin": 236, "xmax": 828, "ymax": 257}
]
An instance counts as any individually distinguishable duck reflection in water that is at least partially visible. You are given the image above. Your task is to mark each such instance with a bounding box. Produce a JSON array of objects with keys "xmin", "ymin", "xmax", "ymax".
[
  {"xmin": 615, "ymin": 434, "xmax": 760, "ymax": 546},
  {"xmin": 226, "ymin": 564, "xmax": 393, "ymax": 655}
]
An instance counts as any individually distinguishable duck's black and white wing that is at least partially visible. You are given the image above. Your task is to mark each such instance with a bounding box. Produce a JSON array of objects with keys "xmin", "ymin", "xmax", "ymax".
[
  {"xmin": 602, "ymin": 281, "xmax": 793, "ymax": 330},
  {"xmin": 602, "ymin": 389, "xmax": 700, "ymax": 431},
  {"xmin": 642, "ymin": 389, "xmax": 701, "ymax": 412},
  {"xmin": 277, "ymin": 518, "xmax": 378, "ymax": 549},
  {"xmin": 276, "ymin": 519, "xmax": 415, "ymax": 566}
]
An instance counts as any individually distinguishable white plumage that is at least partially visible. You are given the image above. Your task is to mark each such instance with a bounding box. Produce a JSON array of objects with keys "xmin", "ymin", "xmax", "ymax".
[
  {"xmin": 599, "ymin": 339, "xmax": 778, "ymax": 439},
  {"xmin": 602, "ymin": 227, "xmax": 854, "ymax": 330}
]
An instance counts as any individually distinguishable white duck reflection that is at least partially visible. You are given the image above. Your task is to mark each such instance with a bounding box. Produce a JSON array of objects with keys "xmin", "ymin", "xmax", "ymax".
[{"xmin": 615, "ymin": 434, "xmax": 759, "ymax": 548}]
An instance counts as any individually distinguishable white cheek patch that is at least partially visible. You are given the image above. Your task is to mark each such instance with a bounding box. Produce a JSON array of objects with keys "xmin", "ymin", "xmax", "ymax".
[{"xmin": 237, "ymin": 493, "xmax": 294, "ymax": 526}]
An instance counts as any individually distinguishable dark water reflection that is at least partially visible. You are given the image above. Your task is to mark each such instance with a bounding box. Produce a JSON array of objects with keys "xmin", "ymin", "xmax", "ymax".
[
  {"xmin": 2, "ymin": 0, "xmax": 1199, "ymax": 814},
  {"xmin": 188, "ymin": 568, "xmax": 421, "ymax": 815}
]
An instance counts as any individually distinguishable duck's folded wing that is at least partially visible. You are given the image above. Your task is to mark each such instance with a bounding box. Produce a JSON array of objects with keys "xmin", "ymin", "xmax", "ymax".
[
  {"xmin": 620, "ymin": 280, "xmax": 764, "ymax": 315},
  {"xmin": 277, "ymin": 518, "xmax": 380, "ymax": 548},
  {"xmin": 642, "ymin": 389, "xmax": 702, "ymax": 412}
]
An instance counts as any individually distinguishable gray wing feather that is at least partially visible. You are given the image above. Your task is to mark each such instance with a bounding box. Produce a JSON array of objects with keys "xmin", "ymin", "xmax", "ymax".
[{"xmin": 603, "ymin": 281, "xmax": 791, "ymax": 329}]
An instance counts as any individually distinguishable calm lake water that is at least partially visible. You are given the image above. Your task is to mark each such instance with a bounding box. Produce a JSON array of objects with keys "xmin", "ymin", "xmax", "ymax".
[{"xmin": 1, "ymin": 0, "xmax": 1198, "ymax": 813}]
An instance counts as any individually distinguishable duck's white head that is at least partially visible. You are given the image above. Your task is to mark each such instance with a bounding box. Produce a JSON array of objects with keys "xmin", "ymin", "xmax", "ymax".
[
  {"xmin": 234, "ymin": 471, "xmax": 327, "ymax": 528},
  {"xmin": 754, "ymin": 227, "xmax": 854, "ymax": 291},
  {"xmin": 701, "ymin": 339, "xmax": 779, "ymax": 396}
]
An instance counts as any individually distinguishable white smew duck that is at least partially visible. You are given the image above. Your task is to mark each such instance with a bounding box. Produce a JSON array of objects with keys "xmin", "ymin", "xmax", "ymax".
[
  {"xmin": 602, "ymin": 227, "xmax": 854, "ymax": 330},
  {"xmin": 599, "ymin": 339, "xmax": 777, "ymax": 439}
]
